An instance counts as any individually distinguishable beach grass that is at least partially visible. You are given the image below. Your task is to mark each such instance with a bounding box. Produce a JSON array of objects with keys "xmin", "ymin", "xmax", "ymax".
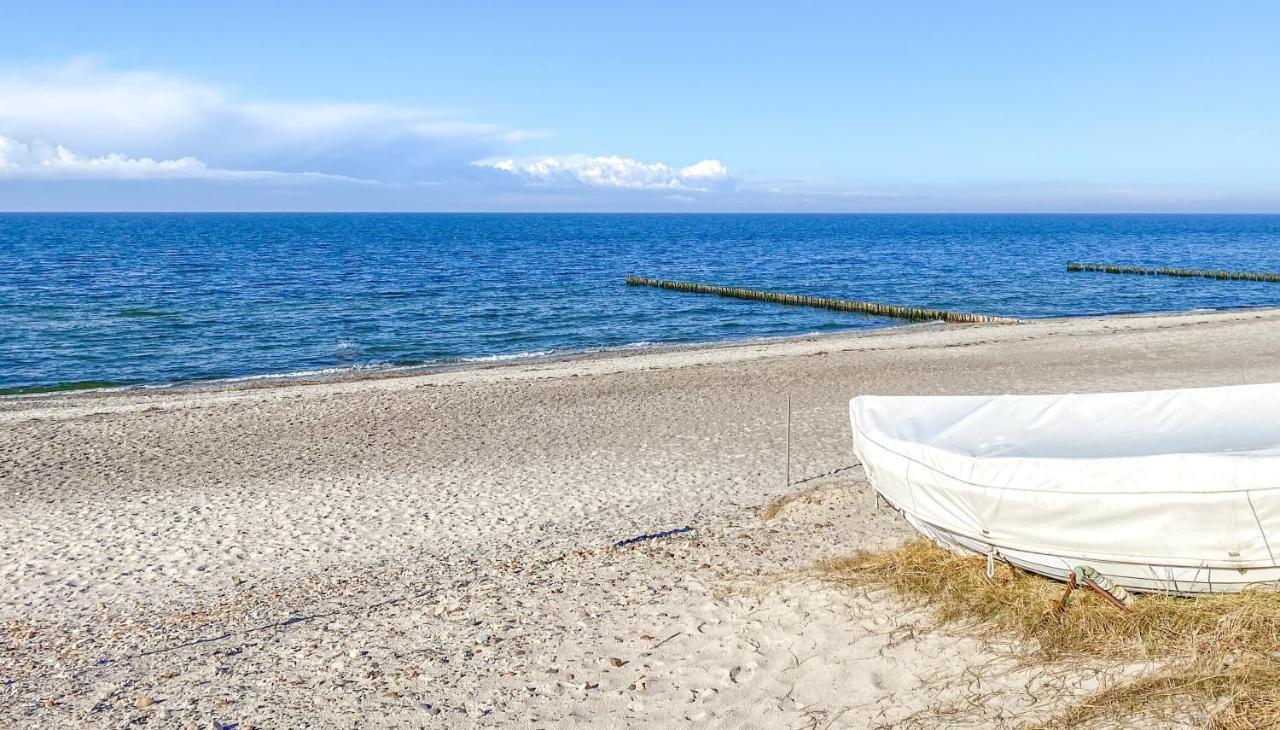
[{"xmin": 817, "ymin": 539, "xmax": 1280, "ymax": 728}]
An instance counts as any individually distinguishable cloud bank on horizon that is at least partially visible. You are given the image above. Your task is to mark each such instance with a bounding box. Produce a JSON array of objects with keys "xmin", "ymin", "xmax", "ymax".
[
  {"xmin": 0, "ymin": 136, "xmax": 374, "ymax": 183},
  {"xmin": 0, "ymin": 60, "xmax": 749, "ymax": 210},
  {"xmin": 0, "ymin": 61, "xmax": 536, "ymax": 182}
]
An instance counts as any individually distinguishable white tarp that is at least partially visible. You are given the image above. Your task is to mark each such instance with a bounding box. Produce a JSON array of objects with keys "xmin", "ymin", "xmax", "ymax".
[{"xmin": 850, "ymin": 383, "xmax": 1280, "ymax": 591}]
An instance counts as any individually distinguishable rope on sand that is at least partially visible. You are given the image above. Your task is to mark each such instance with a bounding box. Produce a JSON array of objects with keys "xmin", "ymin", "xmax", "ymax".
[
  {"xmin": 613, "ymin": 526, "xmax": 695, "ymax": 548},
  {"xmin": 788, "ymin": 461, "xmax": 862, "ymax": 488}
]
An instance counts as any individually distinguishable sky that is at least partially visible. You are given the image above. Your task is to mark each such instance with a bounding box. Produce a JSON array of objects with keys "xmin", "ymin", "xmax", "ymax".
[{"xmin": 2, "ymin": 2, "xmax": 1279, "ymax": 212}]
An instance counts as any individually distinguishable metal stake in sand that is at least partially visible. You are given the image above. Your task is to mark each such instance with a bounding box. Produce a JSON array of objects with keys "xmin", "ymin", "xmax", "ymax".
[
  {"xmin": 625, "ymin": 276, "xmax": 1020, "ymax": 324},
  {"xmin": 1067, "ymin": 262, "xmax": 1280, "ymax": 283},
  {"xmin": 785, "ymin": 394, "xmax": 792, "ymax": 488}
]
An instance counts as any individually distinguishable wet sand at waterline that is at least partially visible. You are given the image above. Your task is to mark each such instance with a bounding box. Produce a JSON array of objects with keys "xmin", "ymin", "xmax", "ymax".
[{"xmin": 6, "ymin": 308, "xmax": 1280, "ymax": 727}]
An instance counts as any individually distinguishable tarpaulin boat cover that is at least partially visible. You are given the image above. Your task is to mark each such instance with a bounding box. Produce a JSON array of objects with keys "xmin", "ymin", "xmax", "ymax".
[{"xmin": 850, "ymin": 383, "xmax": 1280, "ymax": 587}]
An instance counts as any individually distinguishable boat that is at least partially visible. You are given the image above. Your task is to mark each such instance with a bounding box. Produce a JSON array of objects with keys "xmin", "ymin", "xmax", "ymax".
[{"xmin": 849, "ymin": 383, "xmax": 1280, "ymax": 595}]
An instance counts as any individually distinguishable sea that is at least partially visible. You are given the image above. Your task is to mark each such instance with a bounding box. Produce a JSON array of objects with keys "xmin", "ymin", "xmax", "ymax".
[{"xmin": 5, "ymin": 213, "xmax": 1280, "ymax": 395}]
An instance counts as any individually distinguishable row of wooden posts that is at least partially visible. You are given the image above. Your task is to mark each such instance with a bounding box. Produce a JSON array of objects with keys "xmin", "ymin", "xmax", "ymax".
[
  {"xmin": 628, "ymin": 261, "xmax": 1280, "ymax": 327},
  {"xmin": 624, "ymin": 276, "xmax": 1021, "ymax": 324},
  {"xmin": 1067, "ymin": 262, "xmax": 1280, "ymax": 283}
]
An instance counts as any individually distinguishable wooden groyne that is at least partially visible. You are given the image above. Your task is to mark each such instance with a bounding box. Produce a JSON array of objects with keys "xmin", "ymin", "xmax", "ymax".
[
  {"xmin": 1067, "ymin": 262, "xmax": 1280, "ymax": 283},
  {"xmin": 624, "ymin": 276, "xmax": 1020, "ymax": 324}
]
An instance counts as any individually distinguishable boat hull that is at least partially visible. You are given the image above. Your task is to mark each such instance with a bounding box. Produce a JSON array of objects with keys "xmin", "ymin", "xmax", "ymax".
[
  {"xmin": 850, "ymin": 385, "xmax": 1280, "ymax": 596},
  {"xmin": 896, "ymin": 507, "xmax": 1280, "ymax": 595}
]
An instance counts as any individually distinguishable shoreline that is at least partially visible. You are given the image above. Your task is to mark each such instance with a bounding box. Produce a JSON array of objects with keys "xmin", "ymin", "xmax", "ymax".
[
  {"xmin": 4, "ymin": 304, "xmax": 1277, "ymax": 409},
  {"xmin": 0, "ymin": 325, "xmax": 917, "ymax": 399}
]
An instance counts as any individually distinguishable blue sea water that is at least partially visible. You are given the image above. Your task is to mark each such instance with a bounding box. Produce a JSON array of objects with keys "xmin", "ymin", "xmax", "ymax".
[{"xmin": 5, "ymin": 213, "xmax": 1280, "ymax": 394}]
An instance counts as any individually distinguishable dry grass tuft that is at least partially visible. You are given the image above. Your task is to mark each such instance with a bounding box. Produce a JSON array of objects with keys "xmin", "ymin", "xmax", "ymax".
[
  {"xmin": 761, "ymin": 484, "xmax": 832, "ymax": 521},
  {"xmin": 817, "ymin": 539, "xmax": 1280, "ymax": 728}
]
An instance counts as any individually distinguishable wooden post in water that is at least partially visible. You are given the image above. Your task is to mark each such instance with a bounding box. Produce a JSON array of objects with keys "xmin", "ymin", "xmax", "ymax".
[
  {"xmin": 1067, "ymin": 262, "xmax": 1280, "ymax": 283},
  {"xmin": 624, "ymin": 276, "xmax": 1020, "ymax": 324}
]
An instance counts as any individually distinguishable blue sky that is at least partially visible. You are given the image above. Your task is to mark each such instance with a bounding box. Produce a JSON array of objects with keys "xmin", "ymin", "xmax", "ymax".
[{"xmin": 2, "ymin": 2, "xmax": 1278, "ymax": 212}]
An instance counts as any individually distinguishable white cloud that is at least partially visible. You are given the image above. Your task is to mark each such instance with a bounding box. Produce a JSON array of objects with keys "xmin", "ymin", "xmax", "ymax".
[
  {"xmin": 678, "ymin": 159, "xmax": 729, "ymax": 179},
  {"xmin": 0, "ymin": 59, "xmax": 540, "ymax": 184},
  {"xmin": 0, "ymin": 59, "xmax": 742, "ymax": 207},
  {"xmin": 410, "ymin": 121, "xmax": 549, "ymax": 142},
  {"xmin": 0, "ymin": 135, "xmax": 371, "ymax": 182},
  {"xmin": 0, "ymin": 60, "xmax": 223, "ymax": 151},
  {"xmin": 476, "ymin": 154, "xmax": 731, "ymax": 191}
]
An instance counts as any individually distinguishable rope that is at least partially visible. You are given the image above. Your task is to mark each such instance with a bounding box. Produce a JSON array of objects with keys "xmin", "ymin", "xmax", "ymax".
[
  {"xmin": 788, "ymin": 461, "xmax": 862, "ymax": 488},
  {"xmin": 1059, "ymin": 565, "xmax": 1136, "ymax": 611},
  {"xmin": 612, "ymin": 526, "xmax": 695, "ymax": 548}
]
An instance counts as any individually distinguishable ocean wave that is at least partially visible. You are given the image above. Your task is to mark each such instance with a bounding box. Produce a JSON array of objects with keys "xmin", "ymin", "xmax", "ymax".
[
  {"xmin": 456, "ymin": 350, "xmax": 558, "ymax": 363},
  {"xmin": 1, "ymin": 340, "xmax": 683, "ymax": 397}
]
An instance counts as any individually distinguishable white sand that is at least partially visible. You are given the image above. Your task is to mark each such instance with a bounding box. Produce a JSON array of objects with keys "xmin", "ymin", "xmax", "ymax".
[{"xmin": 6, "ymin": 308, "xmax": 1280, "ymax": 727}]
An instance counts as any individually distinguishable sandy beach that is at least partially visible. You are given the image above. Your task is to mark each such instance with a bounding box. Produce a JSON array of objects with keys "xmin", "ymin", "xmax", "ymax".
[{"xmin": 6, "ymin": 307, "xmax": 1280, "ymax": 728}]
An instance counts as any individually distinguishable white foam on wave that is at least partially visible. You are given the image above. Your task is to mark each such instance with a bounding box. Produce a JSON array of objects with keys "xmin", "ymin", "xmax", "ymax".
[
  {"xmin": 128, "ymin": 362, "xmax": 412, "ymax": 392},
  {"xmin": 215, "ymin": 364, "xmax": 392, "ymax": 383},
  {"xmin": 457, "ymin": 350, "xmax": 558, "ymax": 363}
]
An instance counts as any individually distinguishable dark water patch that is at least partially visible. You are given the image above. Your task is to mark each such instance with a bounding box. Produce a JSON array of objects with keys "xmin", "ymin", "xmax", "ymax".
[
  {"xmin": 0, "ymin": 380, "xmax": 127, "ymax": 396},
  {"xmin": 117, "ymin": 307, "xmax": 179, "ymax": 318}
]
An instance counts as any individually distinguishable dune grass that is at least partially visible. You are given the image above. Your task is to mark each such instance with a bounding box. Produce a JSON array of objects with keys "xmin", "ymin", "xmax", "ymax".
[{"xmin": 817, "ymin": 539, "xmax": 1280, "ymax": 728}]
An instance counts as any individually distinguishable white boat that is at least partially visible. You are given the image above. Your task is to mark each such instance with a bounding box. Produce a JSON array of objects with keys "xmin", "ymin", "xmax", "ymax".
[{"xmin": 850, "ymin": 383, "xmax": 1280, "ymax": 595}]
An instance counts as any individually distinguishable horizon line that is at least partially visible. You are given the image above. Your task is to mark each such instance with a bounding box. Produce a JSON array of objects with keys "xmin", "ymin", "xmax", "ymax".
[{"xmin": 5, "ymin": 210, "xmax": 1280, "ymax": 216}]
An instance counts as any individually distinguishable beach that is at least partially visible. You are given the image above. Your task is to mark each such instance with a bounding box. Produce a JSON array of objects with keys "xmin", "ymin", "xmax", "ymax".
[{"xmin": 7, "ymin": 307, "xmax": 1280, "ymax": 728}]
